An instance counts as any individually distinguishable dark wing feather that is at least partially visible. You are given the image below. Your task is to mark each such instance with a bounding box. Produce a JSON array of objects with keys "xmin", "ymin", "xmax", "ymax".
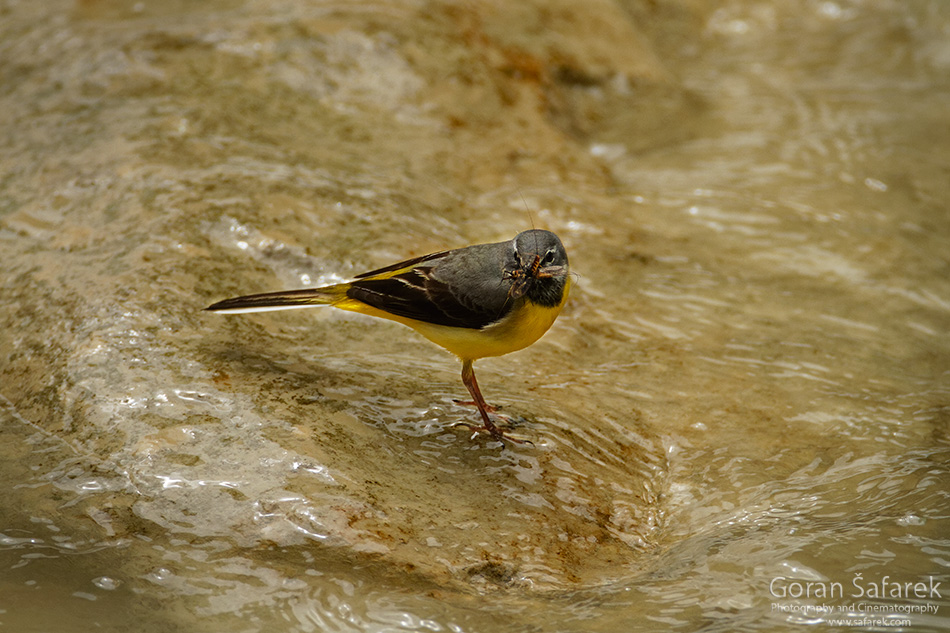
[
  {"xmin": 346, "ymin": 265, "xmax": 507, "ymax": 329},
  {"xmin": 353, "ymin": 250, "xmax": 450, "ymax": 279}
]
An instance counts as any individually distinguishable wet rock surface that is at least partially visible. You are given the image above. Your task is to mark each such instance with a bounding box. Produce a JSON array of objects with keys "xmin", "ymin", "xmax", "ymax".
[{"xmin": 1, "ymin": 0, "xmax": 675, "ymax": 594}]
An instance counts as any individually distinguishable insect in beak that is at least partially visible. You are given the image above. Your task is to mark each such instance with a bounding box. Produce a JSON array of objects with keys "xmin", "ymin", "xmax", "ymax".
[
  {"xmin": 536, "ymin": 264, "xmax": 566, "ymax": 279},
  {"xmin": 504, "ymin": 253, "xmax": 541, "ymax": 300},
  {"xmin": 528, "ymin": 253, "xmax": 542, "ymax": 277}
]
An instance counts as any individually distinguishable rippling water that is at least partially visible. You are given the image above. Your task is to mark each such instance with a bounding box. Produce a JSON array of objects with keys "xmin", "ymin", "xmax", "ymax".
[{"xmin": 1, "ymin": 0, "xmax": 948, "ymax": 631}]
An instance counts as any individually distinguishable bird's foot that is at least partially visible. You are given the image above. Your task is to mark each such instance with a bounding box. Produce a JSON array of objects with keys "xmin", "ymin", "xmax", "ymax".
[
  {"xmin": 452, "ymin": 421, "xmax": 533, "ymax": 446},
  {"xmin": 453, "ymin": 399, "xmax": 503, "ymax": 414}
]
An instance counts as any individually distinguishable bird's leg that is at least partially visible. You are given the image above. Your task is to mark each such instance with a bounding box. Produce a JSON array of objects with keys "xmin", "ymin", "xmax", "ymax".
[
  {"xmin": 460, "ymin": 360, "xmax": 500, "ymax": 437},
  {"xmin": 456, "ymin": 360, "xmax": 528, "ymax": 444},
  {"xmin": 452, "ymin": 396, "xmax": 511, "ymax": 424},
  {"xmin": 452, "ymin": 398, "xmax": 502, "ymax": 413}
]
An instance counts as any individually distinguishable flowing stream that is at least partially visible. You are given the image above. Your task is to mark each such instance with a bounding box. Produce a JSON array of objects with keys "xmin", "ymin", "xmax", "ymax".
[{"xmin": 1, "ymin": 1, "xmax": 948, "ymax": 631}]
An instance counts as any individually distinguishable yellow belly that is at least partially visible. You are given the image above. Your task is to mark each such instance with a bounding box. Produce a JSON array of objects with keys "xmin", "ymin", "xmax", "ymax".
[{"xmin": 332, "ymin": 279, "xmax": 570, "ymax": 362}]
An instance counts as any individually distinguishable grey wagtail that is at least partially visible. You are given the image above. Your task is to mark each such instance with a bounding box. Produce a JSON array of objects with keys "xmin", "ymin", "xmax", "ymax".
[{"xmin": 205, "ymin": 229, "xmax": 571, "ymax": 443}]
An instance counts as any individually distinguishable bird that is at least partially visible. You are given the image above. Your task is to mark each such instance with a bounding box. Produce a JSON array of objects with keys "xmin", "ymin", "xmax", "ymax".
[{"xmin": 205, "ymin": 229, "xmax": 571, "ymax": 443}]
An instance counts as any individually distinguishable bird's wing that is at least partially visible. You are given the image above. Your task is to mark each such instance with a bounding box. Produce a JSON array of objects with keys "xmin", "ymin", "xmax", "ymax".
[
  {"xmin": 346, "ymin": 249, "xmax": 511, "ymax": 330},
  {"xmin": 352, "ymin": 250, "xmax": 451, "ymax": 279}
]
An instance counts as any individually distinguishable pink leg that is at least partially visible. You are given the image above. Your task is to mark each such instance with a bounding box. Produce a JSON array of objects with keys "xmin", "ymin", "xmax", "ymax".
[{"xmin": 458, "ymin": 360, "xmax": 527, "ymax": 444}]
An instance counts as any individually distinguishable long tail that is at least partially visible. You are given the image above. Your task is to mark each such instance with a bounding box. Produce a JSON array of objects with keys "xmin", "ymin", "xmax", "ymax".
[{"xmin": 205, "ymin": 284, "xmax": 348, "ymax": 314}]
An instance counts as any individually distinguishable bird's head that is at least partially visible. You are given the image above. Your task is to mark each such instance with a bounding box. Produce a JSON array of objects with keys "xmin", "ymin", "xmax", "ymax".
[{"xmin": 505, "ymin": 230, "xmax": 570, "ymax": 307}]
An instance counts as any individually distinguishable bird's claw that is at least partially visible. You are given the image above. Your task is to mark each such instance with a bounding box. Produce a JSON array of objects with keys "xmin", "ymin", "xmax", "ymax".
[{"xmin": 452, "ymin": 421, "xmax": 533, "ymax": 445}]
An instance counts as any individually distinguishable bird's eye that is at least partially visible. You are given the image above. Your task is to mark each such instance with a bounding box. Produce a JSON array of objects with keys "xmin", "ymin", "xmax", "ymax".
[{"xmin": 541, "ymin": 249, "xmax": 556, "ymax": 265}]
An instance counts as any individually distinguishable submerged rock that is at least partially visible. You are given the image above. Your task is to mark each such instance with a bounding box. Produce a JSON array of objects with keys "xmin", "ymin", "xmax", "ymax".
[{"xmin": 1, "ymin": 0, "xmax": 672, "ymax": 593}]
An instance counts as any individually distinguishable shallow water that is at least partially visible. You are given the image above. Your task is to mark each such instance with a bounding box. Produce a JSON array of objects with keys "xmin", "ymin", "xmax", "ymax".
[{"xmin": 1, "ymin": 0, "xmax": 949, "ymax": 631}]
